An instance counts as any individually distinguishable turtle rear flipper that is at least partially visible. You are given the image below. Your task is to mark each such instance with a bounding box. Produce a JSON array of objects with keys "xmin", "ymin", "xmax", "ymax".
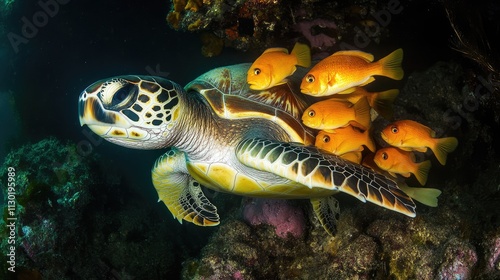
[
  {"xmin": 311, "ymin": 196, "xmax": 340, "ymax": 236},
  {"xmin": 152, "ymin": 148, "xmax": 220, "ymax": 226},
  {"xmin": 236, "ymin": 138, "xmax": 416, "ymax": 217}
]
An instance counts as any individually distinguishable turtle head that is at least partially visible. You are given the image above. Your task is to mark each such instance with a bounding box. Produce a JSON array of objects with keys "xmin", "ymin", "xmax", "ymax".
[{"xmin": 78, "ymin": 75, "xmax": 182, "ymax": 149}]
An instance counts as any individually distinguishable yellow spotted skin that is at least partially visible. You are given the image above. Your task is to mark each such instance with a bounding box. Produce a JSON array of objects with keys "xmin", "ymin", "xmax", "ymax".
[
  {"xmin": 188, "ymin": 162, "xmax": 333, "ymax": 198},
  {"xmin": 79, "ymin": 63, "xmax": 417, "ymax": 235}
]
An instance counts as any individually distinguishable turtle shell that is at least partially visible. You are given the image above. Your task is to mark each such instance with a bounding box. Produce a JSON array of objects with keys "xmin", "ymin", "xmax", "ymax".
[{"xmin": 185, "ymin": 63, "xmax": 317, "ymax": 145}]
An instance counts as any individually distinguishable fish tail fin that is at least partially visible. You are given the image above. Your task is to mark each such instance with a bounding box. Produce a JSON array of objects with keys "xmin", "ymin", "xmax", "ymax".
[
  {"xmin": 371, "ymin": 89, "xmax": 400, "ymax": 120},
  {"xmin": 399, "ymin": 184, "xmax": 442, "ymax": 207},
  {"xmin": 292, "ymin": 42, "xmax": 311, "ymax": 68},
  {"xmin": 377, "ymin": 48, "xmax": 404, "ymax": 80},
  {"xmin": 432, "ymin": 137, "xmax": 458, "ymax": 165},
  {"xmin": 415, "ymin": 160, "xmax": 432, "ymax": 185},
  {"xmin": 353, "ymin": 97, "xmax": 371, "ymax": 130}
]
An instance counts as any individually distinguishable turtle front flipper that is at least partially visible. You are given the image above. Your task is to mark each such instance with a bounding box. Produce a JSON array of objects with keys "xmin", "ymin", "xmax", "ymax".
[
  {"xmin": 236, "ymin": 138, "xmax": 416, "ymax": 217},
  {"xmin": 152, "ymin": 148, "xmax": 220, "ymax": 226}
]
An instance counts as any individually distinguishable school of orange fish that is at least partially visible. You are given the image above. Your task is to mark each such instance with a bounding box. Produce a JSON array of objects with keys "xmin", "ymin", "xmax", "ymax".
[{"xmin": 247, "ymin": 43, "xmax": 459, "ymax": 207}]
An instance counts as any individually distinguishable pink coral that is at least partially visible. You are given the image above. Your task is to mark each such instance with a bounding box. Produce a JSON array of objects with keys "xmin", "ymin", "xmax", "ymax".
[
  {"xmin": 437, "ymin": 241, "xmax": 478, "ymax": 280},
  {"xmin": 294, "ymin": 19, "xmax": 337, "ymax": 50},
  {"xmin": 242, "ymin": 198, "xmax": 306, "ymax": 238},
  {"xmin": 232, "ymin": 270, "xmax": 243, "ymax": 280},
  {"xmin": 486, "ymin": 236, "xmax": 500, "ymax": 271}
]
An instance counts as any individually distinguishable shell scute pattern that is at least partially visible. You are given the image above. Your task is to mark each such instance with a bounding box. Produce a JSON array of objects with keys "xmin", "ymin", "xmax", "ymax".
[{"xmin": 188, "ymin": 64, "xmax": 316, "ymax": 144}]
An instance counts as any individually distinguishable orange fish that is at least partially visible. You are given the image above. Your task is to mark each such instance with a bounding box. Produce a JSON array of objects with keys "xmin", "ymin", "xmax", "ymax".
[
  {"xmin": 247, "ymin": 42, "xmax": 311, "ymax": 90},
  {"xmin": 374, "ymin": 147, "xmax": 432, "ymax": 185},
  {"xmin": 362, "ymin": 154, "xmax": 441, "ymax": 206},
  {"xmin": 381, "ymin": 120, "xmax": 458, "ymax": 165},
  {"xmin": 302, "ymin": 97, "xmax": 371, "ymax": 130},
  {"xmin": 300, "ymin": 48, "xmax": 404, "ymax": 96},
  {"xmin": 333, "ymin": 87, "xmax": 399, "ymax": 120},
  {"xmin": 315, "ymin": 126, "xmax": 376, "ymax": 155}
]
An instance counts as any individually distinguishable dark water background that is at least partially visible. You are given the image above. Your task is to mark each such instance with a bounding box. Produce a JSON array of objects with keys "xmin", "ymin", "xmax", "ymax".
[{"xmin": 1, "ymin": 0, "xmax": 498, "ymax": 278}]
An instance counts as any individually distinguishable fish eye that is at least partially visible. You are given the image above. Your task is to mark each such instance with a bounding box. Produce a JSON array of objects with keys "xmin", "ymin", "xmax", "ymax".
[
  {"xmin": 390, "ymin": 126, "xmax": 398, "ymax": 133},
  {"xmin": 306, "ymin": 74, "xmax": 315, "ymax": 83},
  {"xmin": 308, "ymin": 110, "xmax": 316, "ymax": 117},
  {"xmin": 322, "ymin": 135, "xmax": 330, "ymax": 143},
  {"xmin": 381, "ymin": 152, "xmax": 388, "ymax": 160},
  {"xmin": 254, "ymin": 68, "xmax": 261, "ymax": 75}
]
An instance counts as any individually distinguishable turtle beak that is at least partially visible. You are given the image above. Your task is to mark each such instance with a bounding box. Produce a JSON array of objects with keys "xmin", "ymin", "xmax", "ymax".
[{"xmin": 78, "ymin": 91, "xmax": 131, "ymax": 131}]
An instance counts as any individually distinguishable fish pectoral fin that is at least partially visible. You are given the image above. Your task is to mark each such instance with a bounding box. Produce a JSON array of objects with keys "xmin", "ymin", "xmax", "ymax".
[
  {"xmin": 358, "ymin": 76, "xmax": 376, "ymax": 87},
  {"xmin": 337, "ymin": 87, "xmax": 357, "ymax": 94},
  {"xmin": 235, "ymin": 138, "xmax": 416, "ymax": 217},
  {"xmin": 311, "ymin": 196, "xmax": 340, "ymax": 236},
  {"xmin": 274, "ymin": 79, "xmax": 288, "ymax": 86},
  {"xmin": 152, "ymin": 148, "xmax": 220, "ymax": 226},
  {"xmin": 322, "ymin": 72, "xmax": 335, "ymax": 86}
]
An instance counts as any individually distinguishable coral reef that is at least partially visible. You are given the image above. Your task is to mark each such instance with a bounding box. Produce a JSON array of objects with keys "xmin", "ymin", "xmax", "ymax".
[
  {"xmin": 242, "ymin": 198, "xmax": 306, "ymax": 239},
  {"xmin": 294, "ymin": 19, "xmax": 338, "ymax": 51},
  {"xmin": 200, "ymin": 31, "xmax": 224, "ymax": 57},
  {"xmin": 0, "ymin": 138, "xmax": 176, "ymax": 278},
  {"xmin": 437, "ymin": 238, "xmax": 478, "ymax": 279},
  {"xmin": 165, "ymin": 0, "xmax": 390, "ymax": 56}
]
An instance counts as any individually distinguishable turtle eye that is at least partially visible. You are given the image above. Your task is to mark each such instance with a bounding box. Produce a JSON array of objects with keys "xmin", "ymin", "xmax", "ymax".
[
  {"xmin": 322, "ymin": 135, "xmax": 330, "ymax": 143},
  {"xmin": 110, "ymin": 83, "xmax": 138, "ymax": 110},
  {"xmin": 254, "ymin": 68, "xmax": 261, "ymax": 75},
  {"xmin": 306, "ymin": 74, "xmax": 315, "ymax": 83},
  {"xmin": 308, "ymin": 110, "xmax": 316, "ymax": 117},
  {"xmin": 381, "ymin": 152, "xmax": 388, "ymax": 160},
  {"xmin": 390, "ymin": 126, "xmax": 399, "ymax": 134}
]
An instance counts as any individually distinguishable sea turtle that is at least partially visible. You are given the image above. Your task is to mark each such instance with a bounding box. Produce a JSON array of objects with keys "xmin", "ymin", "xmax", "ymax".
[{"xmin": 78, "ymin": 63, "xmax": 416, "ymax": 235}]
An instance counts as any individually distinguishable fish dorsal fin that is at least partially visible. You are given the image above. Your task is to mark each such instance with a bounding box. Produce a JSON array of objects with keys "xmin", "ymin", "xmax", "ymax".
[
  {"xmin": 331, "ymin": 50, "xmax": 374, "ymax": 62},
  {"xmin": 263, "ymin": 47, "xmax": 289, "ymax": 54}
]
